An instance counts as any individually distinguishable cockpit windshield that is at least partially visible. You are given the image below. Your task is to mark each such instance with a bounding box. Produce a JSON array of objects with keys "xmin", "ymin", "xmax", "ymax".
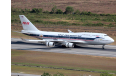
[{"xmin": 104, "ymin": 35, "xmax": 108, "ymax": 36}]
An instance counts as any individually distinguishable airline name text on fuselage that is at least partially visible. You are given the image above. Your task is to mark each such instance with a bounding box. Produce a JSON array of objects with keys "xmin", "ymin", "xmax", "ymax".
[{"xmin": 58, "ymin": 34, "xmax": 81, "ymax": 37}]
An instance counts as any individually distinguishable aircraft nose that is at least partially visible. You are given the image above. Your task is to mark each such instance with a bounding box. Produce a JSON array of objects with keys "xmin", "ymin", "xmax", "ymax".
[
  {"xmin": 110, "ymin": 38, "xmax": 114, "ymax": 43},
  {"xmin": 111, "ymin": 39, "xmax": 114, "ymax": 42}
]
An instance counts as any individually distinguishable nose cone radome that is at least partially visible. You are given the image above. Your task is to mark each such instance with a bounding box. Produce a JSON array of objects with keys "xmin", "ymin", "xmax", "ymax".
[
  {"xmin": 111, "ymin": 39, "xmax": 114, "ymax": 43},
  {"xmin": 110, "ymin": 38, "xmax": 114, "ymax": 43}
]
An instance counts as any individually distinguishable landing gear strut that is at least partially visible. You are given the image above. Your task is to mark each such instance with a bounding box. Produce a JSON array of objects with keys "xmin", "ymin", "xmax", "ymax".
[{"xmin": 102, "ymin": 45, "xmax": 105, "ymax": 49}]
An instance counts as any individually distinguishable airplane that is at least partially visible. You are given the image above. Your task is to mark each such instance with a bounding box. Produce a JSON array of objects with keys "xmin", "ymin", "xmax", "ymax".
[{"xmin": 18, "ymin": 15, "xmax": 114, "ymax": 49}]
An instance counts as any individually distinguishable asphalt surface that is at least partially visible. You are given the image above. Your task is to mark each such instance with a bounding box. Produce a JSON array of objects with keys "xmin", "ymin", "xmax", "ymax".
[
  {"xmin": 11, "ymin": 38, "xmax": 116, "ymax": 57},
  {"xmin": 11, "ymin": 73, "xmax": 40, "ymax": 76}
]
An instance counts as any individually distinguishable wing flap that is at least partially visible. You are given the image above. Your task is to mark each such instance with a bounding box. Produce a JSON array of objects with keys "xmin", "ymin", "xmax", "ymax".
[{"xmin": 21, "ymin": 38, "xmax": 64, "ymax": 43}]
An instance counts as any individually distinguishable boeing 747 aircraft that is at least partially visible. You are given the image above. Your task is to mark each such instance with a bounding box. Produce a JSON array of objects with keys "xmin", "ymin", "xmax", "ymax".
[{"xmin": 18, "ymin": 15, "xmax": 114, "ymax": 49}]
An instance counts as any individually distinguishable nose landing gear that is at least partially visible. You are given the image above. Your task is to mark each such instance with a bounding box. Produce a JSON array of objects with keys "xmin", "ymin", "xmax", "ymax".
[{"xmin": 102, "ymin": 45, "xmax": 105, "ymax": 49}]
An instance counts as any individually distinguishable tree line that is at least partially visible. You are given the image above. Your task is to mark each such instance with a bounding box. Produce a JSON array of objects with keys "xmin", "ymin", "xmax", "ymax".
[{"xmin": 11, "ymin": 6, "xmax": 115, "ymax": 16}]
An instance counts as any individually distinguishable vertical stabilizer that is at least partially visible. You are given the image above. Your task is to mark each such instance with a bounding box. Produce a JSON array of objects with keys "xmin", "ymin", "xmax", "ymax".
[{"xmin": 19, "ymin": 15, "xmax": 39, "ymax": 31}]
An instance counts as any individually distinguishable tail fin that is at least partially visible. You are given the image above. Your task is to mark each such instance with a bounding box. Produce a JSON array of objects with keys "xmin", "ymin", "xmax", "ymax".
[{"xmin": 19, "ymin": 15, "xmax": 39, "ymax": 31}]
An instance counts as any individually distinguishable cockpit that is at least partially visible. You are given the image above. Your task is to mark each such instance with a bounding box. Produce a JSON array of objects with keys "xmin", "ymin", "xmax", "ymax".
[{"xmin": 104, "ymin": 35, "xmax": 108, "ymax": 36}]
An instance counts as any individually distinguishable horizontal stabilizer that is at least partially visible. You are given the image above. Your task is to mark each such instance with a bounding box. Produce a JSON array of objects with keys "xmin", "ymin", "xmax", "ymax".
[
  {"xmin": 68, "ymin": 29, "xmax": 74, "ymax": 33},
  {"xmin": 13, "ymin": 31, "xmax": 22, "ymax": 33}
]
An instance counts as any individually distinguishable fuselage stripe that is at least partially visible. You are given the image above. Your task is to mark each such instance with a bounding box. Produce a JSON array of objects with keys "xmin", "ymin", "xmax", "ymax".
[
  {"xmin": 42, "ymin": 37, "xmax": 94, "ymax": 41},
  {"xmin": 23, "ymin": 33, "xmax": 96, "ymax": 41}
]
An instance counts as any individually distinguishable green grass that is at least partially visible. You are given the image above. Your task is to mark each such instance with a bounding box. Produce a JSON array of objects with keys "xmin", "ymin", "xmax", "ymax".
[
  {"xmin": 11, "ymin": 49, "xmax": 116, "ymax": 74},
  {"xmin": 11, "ymin": 10, "xmax": 116, "ymax": 27},
  {"xmin": 11, "ymin": 50, "xmax": 28, "ymax": 56},
  {"xmin": 12, "ymin": 65, "xmax": 103, "ymax": 76},
  {"xmin": 11, "ymin": 64, "xmax": 116, "ymax": 76},
  {"xmin": 11, "ymin": 62, "xmax": 116, "ymax": 74}
]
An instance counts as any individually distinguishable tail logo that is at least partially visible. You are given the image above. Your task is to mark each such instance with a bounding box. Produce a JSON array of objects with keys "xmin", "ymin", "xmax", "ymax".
[{"xmin": 22, "ymin": 22, "xmax": 30, "ymax": 25}]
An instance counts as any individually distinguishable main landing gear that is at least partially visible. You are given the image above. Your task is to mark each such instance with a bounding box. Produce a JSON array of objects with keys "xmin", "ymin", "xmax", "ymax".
[{"xmin": 102, "ymin": 45, "xmax": 105, "ymax": 49}]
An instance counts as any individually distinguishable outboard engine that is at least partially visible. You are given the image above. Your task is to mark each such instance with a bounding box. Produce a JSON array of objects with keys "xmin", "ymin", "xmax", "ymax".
[
  {"xmin": 65, "ymin": 43, "xmax": 74, "ymax": 48},
  {"xmin": 46, "ymin": 42, "xmax": 55, "ymax": 47}
]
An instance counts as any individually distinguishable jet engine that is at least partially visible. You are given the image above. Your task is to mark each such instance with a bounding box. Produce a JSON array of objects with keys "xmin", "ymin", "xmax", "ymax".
[
  {"xmin": 65, "ymin": 43, "xmax": 74, "ymax": 48},
  {"xmin": 46, "ymin": 42, "xmax": 55, "ymax": 47}
]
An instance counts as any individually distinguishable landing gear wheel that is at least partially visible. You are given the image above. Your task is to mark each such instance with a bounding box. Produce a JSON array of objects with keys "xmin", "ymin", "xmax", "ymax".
[
  {"xmin": 102, "ymin": 45, "xmax": 105, "ymax": 49},
  {"xmin": 62, "ymin": 45, "xmax": 66, "ymax": 48},
  {"xmin": 73, "ymin": 44, "xmax": 76, "ymax": 48},
  {"xmin": 72, "ymin": 44, "xmax": 74, "ymax": 48}
]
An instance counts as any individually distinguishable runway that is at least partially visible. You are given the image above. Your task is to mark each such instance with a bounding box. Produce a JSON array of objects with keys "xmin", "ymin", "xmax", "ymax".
[
  {"xmin": 11, "ymin": 73, "xmax": 40, "ymax": 76},
  {"xmin": 11, "ymin": 38, "xmax": 116, "ymax": 57}
]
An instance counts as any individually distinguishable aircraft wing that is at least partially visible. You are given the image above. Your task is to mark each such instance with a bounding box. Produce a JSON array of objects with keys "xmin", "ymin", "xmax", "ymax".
[
  {"xmin": 21, "ymin": 38, "xmax": 86, "ymax": 44},
  {"xmin": 21, "ymin": 38, "xmax": 64, "ymax": 43}
]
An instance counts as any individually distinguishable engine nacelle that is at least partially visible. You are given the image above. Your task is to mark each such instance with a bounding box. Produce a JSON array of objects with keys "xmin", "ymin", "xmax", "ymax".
[
  {"xmin": 65, "ymin": 43, "xmax": 74, "ymax": 48},
  {"xmin": 46, "ymin": 42, "xmax": 55, "ymax": 47}
]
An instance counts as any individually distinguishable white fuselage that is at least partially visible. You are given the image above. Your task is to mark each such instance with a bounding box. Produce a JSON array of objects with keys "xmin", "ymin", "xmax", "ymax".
[{"xmin": 22, "ymin": 30, "xmax": 114, "ymax": 45}]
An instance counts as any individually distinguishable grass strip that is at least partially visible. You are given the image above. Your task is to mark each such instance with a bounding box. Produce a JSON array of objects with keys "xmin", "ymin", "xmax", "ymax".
[
  {"xmin": 11, "ymin": 49, "xmax": 116, "ymax": 72},
  {"xmin": 11, "ymin": 11, "xmax": 116, "ymax": 27},
  {"xmin": 11, "ymin": 62, "xmax": 116, "ymax": 74},
  {"xmin": 12, "ymin": 65, "xmax": 103, "ymax": 76}
]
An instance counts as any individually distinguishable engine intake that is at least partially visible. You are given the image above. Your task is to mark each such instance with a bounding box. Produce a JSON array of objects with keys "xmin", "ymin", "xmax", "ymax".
[
  {"xmin": 46, "ymin": 42, "xmax": 55, "ymax": 47},
  {"xmin": 65, "ymin": 43, "xmax": 74, "ymax": 48}
]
